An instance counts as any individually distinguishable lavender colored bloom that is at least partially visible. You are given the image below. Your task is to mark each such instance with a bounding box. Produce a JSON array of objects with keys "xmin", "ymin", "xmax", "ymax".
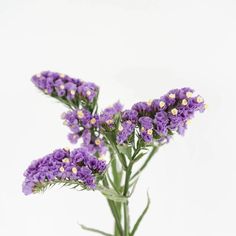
[
  {"xmin": 82, "ymin": 129, "xmax": 91, "ymax": 145},
  {"xmin": 178, "ymin": 87, "xmax": 194, "ymax": 99},
  {"xmin": 54, "ymin": 79, "xmax": 66, "ymax": 97},
  {"xmin": 117, "ymin": 121, "xmax": 135, "ymax": 144},
  {"xmin": 112, "ymin": 101, "xmax": 123, "ymax": 113},
  {"xmin": 139, "ymin": 117, "xmax": 153, "ymax": 130},
  {"xmin": 122, "ymin": 109, "xmax": 138, "ymax": 123},
  {"xmin": 22, "ymin": 148, "xmax": 107, "ymax": 195},
  {"xmin": 62, "ymin": 108, "xmax": 108, "ymax": 155},
  {"xmin": 138, "ymin": 117, "xmax": 154, "ymax": 143},
  {"xmin": 65, "ymin": 82, "xmax": 77, "ymax": 100},
  {"xmin": 63, "ymin": 110, "xmax": 77, "ymax": 125},
  {"xmin": 151, "ymin": 99, "xmax": 167, "ymax": 112},
  {"xmin": 117, "ymin": 87, "xmax": 206, "ymax": 144},
  {"xmin": 31, "ymin": 71, "xmax": 98, "ymax": 107},
  {"xmin": 154, "ymin": 111, "xmax": 169, "ymax": 135},
  {"xmin": 82, "ymin": 138, "xmax": 107, "ymax": 156},
  {"xmin": 77, "ymin": 82, "xmax": 99, "ymax": 102},
  {"xmin": 99, "ymin": 101, "xmax": 123, "ymax": 127},
  {"xmin": 68, "ymin": 133, "xmax": 79, "ymax": 144},
  {"xmin": 132, "ymin": 102, "xmax": 151, "ymax": 115},
  {"xmin": 162, "ymin": 89, "xmax": 179, "ymax": 106}
]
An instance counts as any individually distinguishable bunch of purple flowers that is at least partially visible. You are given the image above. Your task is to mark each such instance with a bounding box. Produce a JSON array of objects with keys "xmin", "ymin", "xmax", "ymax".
[
  {"xmin": 23, "ymin": 148, "xmax": 106, "ymax": 195},
  {"xmin": 118, "ymin": 88, "xmax": 205, "ymax": 144},
  {"xmin": 32, "ymin": 71, "xmax": 99, "ymax": 109},
  {"xmin": 23, "ymin": 71, "xmax": 206, "ymax": 236}
]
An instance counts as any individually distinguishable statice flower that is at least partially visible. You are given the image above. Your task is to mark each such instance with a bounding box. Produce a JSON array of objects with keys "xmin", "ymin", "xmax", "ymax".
[
  {"xmin": 154, "ymin": 111, "xmax": 169, "ymax": 136},
  {"xmin": 31, "ymin": 71, "xmax": 99, "ymax": 108},
  {"xmin": 22, "ymin": 148, "xmax": 107, "ymax": 195},
  {"xmin": 99, "ymin": 101, "xmax": 123, "ymax": 128},
  {"xmin": 77, "ymin": 82, "xmax": 99, "ymax": 102},
  {"xmin": 116, "ymin": 121, "xmax": 136, "ymax": 144},
  {"xmin": 122, "ymin": 109, "xmax": 138, "ymax": 123},
  {"xmin": 62, "ymin": 108, "xmax": 107, "ymax": 155},
  {"xmin": 117, "ymin": 87, "xmax": 206, "ymax": 144},
  {"xmin": 139, "ymin": 117, "xmax": 154, "ymax": 143},
  {"xmin": 131, "ymin": 102, "xmax": 151, "ymax": 116}
]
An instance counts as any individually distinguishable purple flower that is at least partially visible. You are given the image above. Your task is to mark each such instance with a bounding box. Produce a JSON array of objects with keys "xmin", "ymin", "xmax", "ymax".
[
  {"xmin": 117, "ymin": 121, "xmax": 135, "ymax": 144},
  {"xmin": 151, "ymin": 99, "xmax": 167, "ymax": 112},
  {"xmin": 31, "ymin": 71, "xmax": 98, "ymax": 107},
  {"xmin": 117, "ymin": 87, "xmax": 206, "ymax": 144},
  {"xmin": 77, "ymin": 82, "xmax": 99, "ymax": 102},
  {"xmin": 139, "ymin": 117, "xmax": 153, "ymax": 130},
  {"xmin": 54, "ymin": 79, "xmax": 66, "ymax": 97},
  {"xmin": 154, "ymin": 111, "xmax": 169, "ymax": 135},
  {"xmin": 122, "ymin": 109, "xmax": 138, "ymax": 123},
  {"xmin": 22, "ymin": 148, "xmax": 107, "ymax": 195},
  {"xmin": 138, "ymin": 117, "xmax": 154, "ymax": 143},
  {"xmin": 68, "ymin": 133, "xmax": 79, "ymax": 144},
  {"xmin": 132, "ymin": 102, "xmax": 151, "ymax": 115},
  {"xmin": 99, "ymin": 101, "xmax": 123, "ymax": 128},
  {"xmin": 65, "ymin": 82, "xmax": 77, "ymax": 100},
  {"xmin": 178, "ymin": 87, "xmax": 194, "ymax": 99},
  {"xmin": 82, "ymin": 129, "xmax": 91, "ymax": 145}
]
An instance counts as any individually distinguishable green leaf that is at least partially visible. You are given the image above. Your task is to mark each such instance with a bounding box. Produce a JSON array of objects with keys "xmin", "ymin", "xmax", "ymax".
[
  {"xmin": 117, "ymin": 145, "xmax": 132, "ymax": 159},
  {"xmin": 167, "ymin": 129, "xmax": 174, "ymax": 135},
  {"xmin": 80, "ymin": 224, "xmax": 112, "ymax": 236},
  {"xmin": 131, "ymin": 145, "xmax": 159, "ymax": 181},
  {"xmin": 130, "ymin": 192, "xmax": 151, "ymax": 236},
  {"xmin": 128, "ymin": 177, "xmax": 139, "ymax": 197},
  {"xmin": 97, "ymin": 185, "xmax": 128, "ymax": 203},
  {"xmin": 133, "ymin": 151, "xmax": 147, "ymax": 163}
]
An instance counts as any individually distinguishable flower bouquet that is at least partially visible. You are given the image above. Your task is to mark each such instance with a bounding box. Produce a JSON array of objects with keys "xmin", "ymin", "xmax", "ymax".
[{"xmin": 23, "ymin": 71, "xmax": 206, "ymax": 236}]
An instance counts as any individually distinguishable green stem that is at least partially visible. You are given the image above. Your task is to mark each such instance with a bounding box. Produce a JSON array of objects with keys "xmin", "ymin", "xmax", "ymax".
[
  {"xmin": 104, "ymin": 133, "xmax": 127, "ymax": 170},
  {"xmin": 123, "ymin": 202, "xmax": 130, "ymax": 236},
  {"xmin": 109, "ymin": 149, "xmax": 123, "ymax": 235},
  {"xmin": 102, "ymin": 178, "xmax": 123, "ymax": 236},
  {"xmin": 123, "ymin": 161, "xmax": 134, "ymax": 236},
  {"xmin": 131, "ymin": 145, "xmax": 159, "ymax": 181}
]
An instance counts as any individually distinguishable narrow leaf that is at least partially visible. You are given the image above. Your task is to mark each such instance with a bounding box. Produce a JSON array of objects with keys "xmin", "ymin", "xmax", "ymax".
[
  {"xmin": 80, "ymin": 224, "xmax": 112, "ymax": 236},
  {"xmin": 97, "ymin": 185, "xmax": 128, "ymax": 203},
  {"xmin": 130, "ymin": 192, "xmax": 151, "ymax": 236}
]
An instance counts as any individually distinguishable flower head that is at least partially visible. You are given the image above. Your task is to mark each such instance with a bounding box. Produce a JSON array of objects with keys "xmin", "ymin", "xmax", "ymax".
[
  {"xmin": 116, "ymin": 87, "xmax": 206, "ymax": 144},
  {"xmin": 22, "ymin": 148, "xmax": 107, "ymax": 195},
  {"xmin": 116, "ymin": 121, "xmax": 136, "ymax": 144},
  {"xmin": 99, "ymin": 101, "xmax": 123, "ymax": 128},
  {"xmin": 31, "ymin": 71, "xmax": 99, "ymax": 108},
  {"xmin": 77, "ymin": 82, "xmax": 99, "ymax": 102}
]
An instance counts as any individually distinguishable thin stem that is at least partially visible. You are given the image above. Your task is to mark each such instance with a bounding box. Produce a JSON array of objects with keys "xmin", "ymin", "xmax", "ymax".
[
  {"xmin": 104, "ymin": 133, "xmax": 127, "ymax": 170},
  {"xmin": 131, "ymin": 145, "xmax": 159, "ymax": 181},
  {"xmin": 123, "ymin": 161, "xmax": 134, "ymax": 236},
  {"xmin": 123, "ymin": 162, "xmax": 133, "ymax": 196},
  {"xmin": 123, "ymin": 202, "xmax": 130, "ymax": 236},
  {"xmin": 109, "ymin": 148, "xmax": 123, "ymax": 235},
  {"xmin": 102, "ymin": 178, "xmax": 123, "ymax": 236}
]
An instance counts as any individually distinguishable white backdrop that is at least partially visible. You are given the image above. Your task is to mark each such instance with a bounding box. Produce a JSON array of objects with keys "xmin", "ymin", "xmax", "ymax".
[{"xmin": 0, "ymin": 0, "xmax": 236, "ymax": 235}]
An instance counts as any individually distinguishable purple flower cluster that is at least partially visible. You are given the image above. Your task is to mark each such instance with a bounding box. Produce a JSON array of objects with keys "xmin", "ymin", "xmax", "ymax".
[
  {"xmin": 99, "ymin": 101, "xmax": 123, "ymax": 128},
  {"xmin": 22, "ymin": 148, "xmax": 107, "ymax": 195},
  {"xmin": 31, "ymin": 71, "xmax": 99, "ymax": 105},
  {"xmin": 117, "ymin": 87, "xmax": 206, "ymax": 144},
  {"xmin": 62, "ymin": 102, "xmax": 123, "ymax": 155}
]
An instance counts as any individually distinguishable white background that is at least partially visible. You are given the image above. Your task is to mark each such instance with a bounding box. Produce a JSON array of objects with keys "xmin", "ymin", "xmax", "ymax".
[{"xmin": 0, "ymin": 0, "xmax": 235, "ymax": 235}]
